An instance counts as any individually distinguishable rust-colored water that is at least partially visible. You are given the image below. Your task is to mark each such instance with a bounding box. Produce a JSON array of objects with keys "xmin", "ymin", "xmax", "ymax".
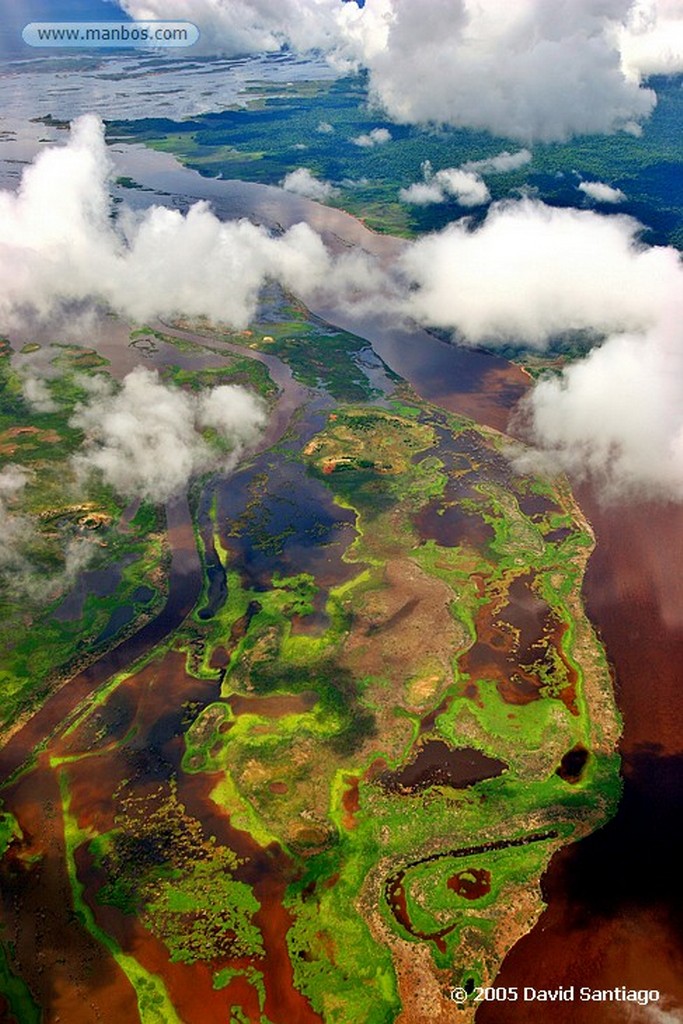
[
  {"xmin": 0, "ymin": 494, "xmax": 200, "ymax": 783},
  {"xmin": 1, "ymin": 645, "xmax": 323, "ymax": 1024},
  {"xmin": 477, "ymin": 498, "xmax": 683, "ymax": 1023},
  {"xmin": 447, "ymin": 868, "xmax": 491, "ymax": 900},
  {"xmin": 460, "ymin": 573, "xmax": 578, "ymax": 714},
  {"xmin": 380, "ymin": 740, "xmax": 507, "ymax": 794},
  {"xmin": 0, "ymin": 759, "xmax": 141, "ymax": 1024}
]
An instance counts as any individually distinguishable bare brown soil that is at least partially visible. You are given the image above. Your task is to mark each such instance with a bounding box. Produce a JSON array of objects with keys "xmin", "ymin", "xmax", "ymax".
[{"xmin": 340, "ymin": 557, "xmax": 466, "ymax": 690}]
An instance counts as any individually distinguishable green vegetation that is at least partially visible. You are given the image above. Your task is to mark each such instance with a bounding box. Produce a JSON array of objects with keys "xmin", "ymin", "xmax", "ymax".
[
  {"xmin": 167, "ymin": 398, "xmax": 620, "ymax": 1017},
  {"xmin": 161, "ymin": 357, "xmax": 277, "ymax": 403},
  {"xmin": 58, "ymin": 772, "xmax": 183, "ymax": 1024},
  {"xmin": 0, "ymin": 943, "xmax": 40, "ymax": 1024},
  {"xmin": 94, "ymin": 781, "xmax": 265, "ymax": 961},
  {"xmin": 0, "ymin": 810, "xmax": 19, "ymax": 856},
  {"xmin": 1, "ymin": 79, "xmax": 634, "ymax": 1010},
  {"xmin": 0, "ymin": 324, "xmax": 283, "ymax": 735},
  {"xmin": 111, "ymin": 74, "xmax": 683, "ymax": 246},
  {"xmin": 0, "ymin": 340, "xmax": 169, "ymax": 733},
  {"xmin": 286, "ymin": 855, "xmax": 400, "ymax": 1023},
  {"xmin": 143, "ymin": 856, "xmax": 263, "ymax": 964},
  {"xmin": 178, "ymin": 301, "xmax": 398, "ymax": 403},
  {"xmin": 0, "ymin": 308, "xmax": 622, "ymax": 1022},
  {"xmin": 0, "ymin": 290, "xmax": 622, "ymax": 1022}
]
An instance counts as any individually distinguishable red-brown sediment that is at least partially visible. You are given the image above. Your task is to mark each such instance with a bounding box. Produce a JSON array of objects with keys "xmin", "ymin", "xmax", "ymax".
[{"xmin": 477, "ymin": 498, "xmax": 683, "ymax": 1022}]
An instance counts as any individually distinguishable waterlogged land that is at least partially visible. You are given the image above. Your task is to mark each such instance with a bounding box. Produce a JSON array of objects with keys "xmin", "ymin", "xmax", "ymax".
[
  {"xmin": 0, "ymin": 318, "xmax": 286, "ymax": 750},
  {"xmin": 0, "ymin": 305, "xmax": 620, "ymax": 1023},
  {"xmin": 0, "ymin": 337, "xmax": 170, "ymax": 742}
]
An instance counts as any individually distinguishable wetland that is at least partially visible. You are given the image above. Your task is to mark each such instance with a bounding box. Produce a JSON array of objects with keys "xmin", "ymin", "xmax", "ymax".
[{"xmin": 0, "ymin": 138, "xmax": 632, "ymax": 1024}]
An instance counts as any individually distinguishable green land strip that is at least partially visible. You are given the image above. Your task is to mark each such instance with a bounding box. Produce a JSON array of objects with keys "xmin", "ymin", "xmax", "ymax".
[{"xmin": 56, "ymin": 770, "xmax": 182, "ymax": 1024}]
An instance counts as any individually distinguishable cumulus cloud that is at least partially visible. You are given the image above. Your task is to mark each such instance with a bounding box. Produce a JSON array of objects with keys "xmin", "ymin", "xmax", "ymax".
[
  {"xmin": 281, "ymin": 167, "xmax": 339, "ymax": 200},
  {"xmin": 119, "ymin": 0, "xmax": 347, "ymax": 57},
  {"xmin": 512, "ymin": 303, "xmax": 683, "ymax": 501},
  {"xmin": 462, "ymin": 150, "xmax": 533, "ymax": 175},
  {"xmin": 351, "ymin": 127, "xmax": 392, "ymax": 147},
  {"xmin": 619, "ymin": 0, "xmax": 683, "ymax": 78},
  {"xmin": 0, "ymin": 116, "xmax": 384, "ymax": 328},
  {"xmin": 19, "ymin": 372, "xmax": 59, "ymax": 413},
  {"xmin": 400, "ymin": 161, "xmax": 490, "ymax": 207},
  {"xmin": 399, "ymin": 195, "xmax": 683, "ymax": 499},
  {"xmin": 400, "ymin": 198, "xmax": 679, "ymax": 346},
  {"xmin": 398, "ymin": 181, "xmax": 446, "ymax": 206},
  {"xmin": 118, "ymin": 0, "xmax": 663, "ymax": 141},
  {"xmin": 4, "ymin": 117, "xmax": 683, "ymax": 506},
  {"xmin": 579, "ymin": 180, "xmax": 627, "ymax": 203},
  {"xmin": 70, "ymin": 367, "xmax": 267, "ymax": 502},
  {"xmin": 360, "ymin": 0, "xmax": 658, "ymax": 140}
]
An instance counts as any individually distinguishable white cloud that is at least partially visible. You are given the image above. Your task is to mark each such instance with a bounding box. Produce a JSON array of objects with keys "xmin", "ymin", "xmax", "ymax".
[
  {"xmin": 579, "ymin": 180, "xmax": 627, "ymax": 203},
  {"xmin": 70, "ymin": 367, "xmax": 267, "ymax": 502},
  {"xmin": 512, "ymin": 282, "xmax": 683, "ymax": 501},
  {"xmin": 20, "ymin": 372, "xmax": 58, "ymax": 413},
  {"xmin": 399, "ymin": 198, "xmax": 678, "ymax": 346},
  {"xmin": 462, "ymin": 149, "xmax": 533, "ymax": 174},
  {"xmin": 351, "ymin": 127, "xmax": 392, "ymax": 147},
  {"xmin": 360, "ymin": 0, "xmax": 658, "ymax": 141},
  {"xmin": 0, "ymin": 116, "xmax": 383, "ymax": 329},
  {"xmin": 317, "ymin": 121, "xmax": 335, "ymax": 133},
  {"xmin": 429, "ymin": 168, "xmax": 490, "ymax": 207},
  {"xmin": 119, "ymin": 0, "xmax": 347, "ymax": 57},
  {"xmin": 399, "ymin": 180, "xmax": 448, "ymax": 206},
  {"xmin": 118, "ymin": 0, "xmax": 663, "ymax": 141},
  {"xmin": 0, "ymin": 465, "xmax": 28, "ymax": 502},
  {"xmin": 5, "ymin": 114, "xmax": 683, "ymax": 503},
  {"xmin": 0, "ymin": 465, "xmax": 31, "ymax": 573},
  {"xmin": 619, "ymin": 0, "xmax": 683, "ymax": 78},
  {"xmin": 400, "ymin": 161, "xmax": 490, "ymax": 206},
  {"xmin": 399, "ymin": 195, "xmax": 683, "ymax": 499},
  {"xmin": 281, "ymin": 167, "xmax": 338, "ymax": 200}
]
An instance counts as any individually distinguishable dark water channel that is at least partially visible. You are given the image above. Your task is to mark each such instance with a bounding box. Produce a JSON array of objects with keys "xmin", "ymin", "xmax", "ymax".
[{"xmin": 380, "ymin": 740, "xmax": 507, "ymax": 794}]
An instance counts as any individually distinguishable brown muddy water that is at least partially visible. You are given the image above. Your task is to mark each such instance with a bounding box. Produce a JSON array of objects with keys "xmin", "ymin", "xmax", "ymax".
[
  {"xmin": 460, "ymin": 572, "xmax": 579, "ymax": 715},
  {"xmin": 448, "ymin": 867, "xmax": 491, "ymax": 900},
  {"xmin": 380, "ymin": 740, "xmax": 507, "ymax": 795},
  {"xmin": 0, "ymin": 494, "xmax": 199, "ymax": 783},
  {"xmin": 478, "ymin": 498, "xmax": 683, "ymax": 1023},
  {"xmin": 58, "ymin": 650, "xmax": 322, "ymax": 1024},
  {"xmin": 385, "ymin": 831, "xmax": 559, "ymax": 956}
]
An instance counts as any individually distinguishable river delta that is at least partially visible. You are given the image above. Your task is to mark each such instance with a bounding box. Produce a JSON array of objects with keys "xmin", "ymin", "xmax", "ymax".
[
  {"xmin": 0, "ymin": 53, "xmax": 681, "ymax": 1024},
  {"xmin": 0, "ymin": 158, "xmax": 621, "ymax": 1022}
]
